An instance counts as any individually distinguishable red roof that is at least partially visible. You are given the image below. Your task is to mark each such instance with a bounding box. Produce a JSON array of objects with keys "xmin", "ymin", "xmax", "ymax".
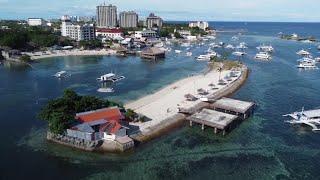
[
  {"xmin": 96, "ymin": 28, "xmax": 123, "ymax": 33},
  {"xmin": 75, "ymin": 107, "xmax": 123, "ymax": 123},
  {"xmin": 99, "ymin": 121, "xmax": 122, "ymax": 134}
]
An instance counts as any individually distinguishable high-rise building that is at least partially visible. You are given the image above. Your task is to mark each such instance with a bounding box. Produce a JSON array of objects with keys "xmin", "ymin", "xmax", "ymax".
[
  {"xmin": 96, "ymin": 4, "xmax": 117, "ymax": 28},
  {"xmin": 61, "ymin": 15, "xmax": 95, "ymax": 41},
  {"xmin": 119, "ymin": 11, "xmax": 138, "ymax": 28},
  {"xmin": 146, "ymin": 13, "xmax": 163, "ymax": 29}
]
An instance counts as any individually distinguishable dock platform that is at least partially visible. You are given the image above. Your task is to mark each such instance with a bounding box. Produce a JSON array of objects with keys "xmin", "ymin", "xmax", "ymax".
[
  {"xmin": 210, "ymin": 97, "xmax": 255, "ymax": 119},
  {"xmin": 187, "ymin": 109, "xmax": 239, "ymax": 135}
]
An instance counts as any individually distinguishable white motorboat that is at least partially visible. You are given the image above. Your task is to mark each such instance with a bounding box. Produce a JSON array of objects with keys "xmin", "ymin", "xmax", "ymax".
[
  {"xmin": 232, "ymin": 51, "xmax": 246, "ymax": 56},
  {"xmin": 97, "ymin": 73, "xmax": 125, "ymax": 83},
  {"xmin": 296, "ymin": 49, "xmax": 310, "ymax": 56},
  {"xmin": 181, "ymin": 43, "xmax": 191, "ymax": 47},
  {"xmin": 231, "ymin": 36, "xmax": 239, "ymax": 41},
  {"xmin": 296, "ymin": 58, "xmax": 317, "ymax": 69},
  {"xmin": 315, "ymin": 57, "xmax": 320, "ymax": 62},
  {"xmin": 254, "ymin": 52, "xmax": 272, "ymax": 60},
  {"xmin": 225, "ymin": 44, "xmax": 235, "ymax": 49},
  {"xmin": 97, "ymin": 88, "xmax": 114, "ymax": 93},
  {"xmin": 256, "ymin": 44, "xmax": 274, "ymax": 52},
  {"xmin": 196, "ymin": 52, "xmax": 217, "ymax": 61},
  {"xmin": 237, "ymin": 42, "xmax": 248, "ymax": 49},
  {"xmin": 53, "ymin": 71, "xmax": 68, "ymax": 78},
  {"xmin": 175, "ymin": 50, "xmax": 182, "ymax": 54},
  {"xmin": 186, "ymin": 52, "xmax": 193, "ymax": 56}
]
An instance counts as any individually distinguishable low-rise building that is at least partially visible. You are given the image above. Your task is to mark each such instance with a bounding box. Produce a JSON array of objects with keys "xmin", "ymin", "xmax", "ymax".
[
  {"xmin": 28, "ymin": 18, "xmax": 46, "ymax": 26},
  {"xmin": 96, "ymin": 28, "xmax": 123, "ymax": 40},
  {"xmin": 189, "ymin": 21, "xmax": 209, "ymax": 30},
  {"xmin": 134, "ymin": 30, "xmax": 158, "ymax": 39},
  {"xmin": 67, "ymin": 107, "xmax": 134, "ymax": 147}
]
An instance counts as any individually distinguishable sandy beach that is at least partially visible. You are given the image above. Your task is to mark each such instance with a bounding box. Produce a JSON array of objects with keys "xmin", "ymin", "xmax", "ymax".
[
  {"xmin": 125, "ymin": 66, "xmax": 247, "ymax": 138},
  {"xmin": 23, "ymin": 49, "xmax": 117, "ymax": 60}
]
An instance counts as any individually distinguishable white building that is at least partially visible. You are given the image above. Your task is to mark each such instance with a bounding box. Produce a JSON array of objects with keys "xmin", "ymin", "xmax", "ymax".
[
  {"xmin": 146, "ymin": 13, "xmax": 163, "ymax": 29},
  {"xmin": 119, "ymin": 11, "xmax": 138, "ymax": 28},
  {"xmin": 134, "ymin": 30, "xmax": 158, "ymax": 39},
  {"xmin": 96, "ymin": 4, "xmax": 117, "ymax": 28},
  {"xmin": 27, "ymin": 18, "xmax": 46, "ymax": 26},
  {"xmin": 189, "ymin": 21, "xmax": 209, "ymax": 30},
  {"xmin": 95, "ymin": 28, "xmax": 124, "ymax": 40},
  {"xmin": 61, "ymin": 16, "xmax": 95, "ymax": 41}
]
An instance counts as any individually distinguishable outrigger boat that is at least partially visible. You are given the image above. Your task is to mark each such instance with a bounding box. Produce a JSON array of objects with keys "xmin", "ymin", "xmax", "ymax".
[
  {"xmin": 283, "ymin": 107, "xmax": 320, "ymax": 131},
  {"xmin": 97, "ymin": 73, "xmax": 125, "ymax": 83}
]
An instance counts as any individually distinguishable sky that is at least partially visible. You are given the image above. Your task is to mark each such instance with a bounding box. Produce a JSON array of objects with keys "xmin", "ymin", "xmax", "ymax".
[{"xmin": 0, "ymin": 0, "xmax": 319, "ymax": 22}]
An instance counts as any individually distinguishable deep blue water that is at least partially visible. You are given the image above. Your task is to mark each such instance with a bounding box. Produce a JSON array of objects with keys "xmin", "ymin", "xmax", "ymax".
[{"xmin": 1, "ymin": 22, "xmax": 320, "ymax": 179}]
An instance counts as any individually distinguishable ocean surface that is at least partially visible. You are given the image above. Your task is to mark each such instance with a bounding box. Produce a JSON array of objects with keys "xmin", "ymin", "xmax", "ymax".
[{"xmin": 1, "ymin": 22, "xmax": 320, "ymax": 179}]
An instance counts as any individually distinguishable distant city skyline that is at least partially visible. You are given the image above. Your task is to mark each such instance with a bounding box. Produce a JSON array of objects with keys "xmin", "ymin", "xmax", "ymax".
[{"xmin": 0, "ymin": 0, "xmax": 320, "ymax": 22}]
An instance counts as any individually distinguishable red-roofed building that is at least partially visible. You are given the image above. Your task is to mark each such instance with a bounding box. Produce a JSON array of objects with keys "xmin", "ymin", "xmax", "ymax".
[
  {"xmin": 75, "ymin": 106, "xmax": 124, "ymax": 123},
  {"xmin": 67, "ymin": 107, "xmax": 130, "ymax": 142},
  {"xmin": 96, "ymin": 28, "xmax": 124, "ymax": 40}
]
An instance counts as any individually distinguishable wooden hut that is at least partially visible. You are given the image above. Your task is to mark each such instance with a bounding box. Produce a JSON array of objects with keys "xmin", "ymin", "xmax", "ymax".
[{"xmin": 140, "ymin": 47, "xmax": 165, "ymax": 60}]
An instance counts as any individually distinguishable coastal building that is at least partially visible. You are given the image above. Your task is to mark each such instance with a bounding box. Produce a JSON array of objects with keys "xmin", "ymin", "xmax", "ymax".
[
  {"xmin": 27, "ymin": 18, "xmax": 46, "ymax": 26},
  {"xmin": 96, "ymin": 4, "xmax": 117, "ymax": 28},
  {"xmin": 177, "ymin": 30, "xmax": 191, "ymax": 37},
  {"xmin": 146, "ymin": 13, "xmax": 163, "ymax": 29},
  {"xmin": 119, "ymin": 11, "xmax": 138, "ymax": 28},
  {"xmin": 141, "ymin": 47, "xmax": 165, "ymax": 60},
  {"xmin": 67, "ymin": 107, "xmax": 134, "ymax": 147},
  {"xmin": 61, "ymin": 16, "xmax": 95, "ymax": 41},
  {"xmin": 134, "ymin": 30, "xmax": 158, "ymax": 39},
  {"xmin": 189, "ymin": 21, "xmax": 209, "ymax": 30},
  {"xmin": 96, "ymin": 28, "xmax": 124, "ymax": 40}
]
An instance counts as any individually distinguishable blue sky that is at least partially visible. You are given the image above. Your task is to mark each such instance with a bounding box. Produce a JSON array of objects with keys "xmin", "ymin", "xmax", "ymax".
[{"xmin": 0, "ymin": 0, "xmax": 319, "ymax": 22}]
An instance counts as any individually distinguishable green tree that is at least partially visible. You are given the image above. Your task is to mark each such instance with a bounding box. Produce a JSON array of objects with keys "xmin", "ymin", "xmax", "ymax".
[
  {"xmin": 38, "ymin": 89, "xmax": 124, "ymax": 134},
  {"xmin": 174, "ymin": 32, "xmax": 182, "ymax": 39},
  {"xmin": 19, "ymin": 55, "xmax": 31, "ymax": 62}
]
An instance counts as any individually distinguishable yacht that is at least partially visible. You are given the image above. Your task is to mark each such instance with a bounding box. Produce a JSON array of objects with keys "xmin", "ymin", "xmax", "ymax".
[
  {"xmin": 97, "ymin": 73, "xmax": 125, "ymax": 83},
  {"xmin": 232, "ymin": 50, "xmax": 246, "ymax": 56},
  {"xmin": 254, "ymin": 52, "xmax": 272, "ymax": 60},
  {"xmin": 53, "ymin": 71, "xmax": 68, "ymax": 78},
  {"xmin": 296, "ymin": 49, "xmax": 310, "ymax": 56},
  {"xmin": 196, "ymin": 52, "xmax": 217, "ymax": 61},
  {"xmin": 296, "ymin": 58, "xmax": 317, "ymax": 69},
  {"xmin": 218, "ymin": 42, "xmax": 225, "ymax": 46},
  {"xmin": 314, "ymin": 57, "xmax": 320, "ymax": 62},
  {"xmin": 256, "ymin": 44, "xmax": 274, "ymax": 52}
]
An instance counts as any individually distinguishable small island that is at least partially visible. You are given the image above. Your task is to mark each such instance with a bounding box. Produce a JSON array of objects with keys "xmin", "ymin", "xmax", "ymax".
[{"xmin": 38, "ymin": 89, "xmax": 142, "ymax": 152}]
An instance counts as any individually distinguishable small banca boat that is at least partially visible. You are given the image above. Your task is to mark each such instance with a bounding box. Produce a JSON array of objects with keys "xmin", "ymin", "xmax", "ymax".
[
  {"xmin": 232, "ymin": 51, "xmax": 246, "ymax": 56},
  {"xmin": 296, "ymin": 49, "xmax": 311, "ymax": 56},
  {"xmin": 256, "ymin": 44, "xmax": 274, "ymax": 52},
  {"xmin": 296, "ymin": 58, "xmax": 318, "ymax": 69},
  {"xmin": 53, "ymin": 71, "xmax": 68, "ymax": 78},
  {"xmin": 97, "ymin": 73, "xmax": 125, "ymax": 83},
  {"xmin": 254, "ymin": 52, "xmax": 272, "ymax": 60}
]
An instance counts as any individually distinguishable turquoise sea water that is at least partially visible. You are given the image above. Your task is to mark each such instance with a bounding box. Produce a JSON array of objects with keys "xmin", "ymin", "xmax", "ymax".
[{"xmin": 1, "ymin": 22, "xmax": 320, "ymax": 179}]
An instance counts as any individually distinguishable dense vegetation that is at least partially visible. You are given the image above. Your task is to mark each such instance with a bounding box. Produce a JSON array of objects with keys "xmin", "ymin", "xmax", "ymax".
[
  {"xmin": 0, "ymin": 22, "xmax": 72, "ymax": 51},
  {"xmin": 79, "ymin": 39, "xmax": 103, "ymax": 50},
  {"xmin": 38, "ymin": 89, "xmax": 123, "ymax": 134},
  {"xmin": 159, "ymin": 23, "xmax": 208, "ymax": 38}
]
